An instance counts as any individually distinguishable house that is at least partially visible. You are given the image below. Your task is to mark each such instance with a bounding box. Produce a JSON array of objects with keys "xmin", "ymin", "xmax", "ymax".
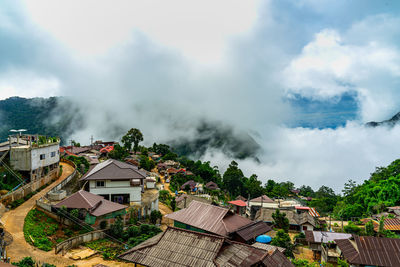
[
  {"xmin": 119, "ymin": 226, "xmax": 294, "ymax": 267},
  {"xmin": 81, "ymin": 159, "xmax": 147, "ymax": 205},
  {"xmin": 335, "ymin": 236, "xmax": 400, "ymax": 267},
  {"xmin": 295, "ymin": 206, "xmax": 320, "ymax": 217},
  {"xmin": 80, "ymin": 159, "xmax": 159, "ymax": 216},
  {"xmin": 205, "ymin": 181, "xmax": 219, "ymax": 190},
  {"xmin": 6, "ymin": 134, "xmax": 60, "ymax": 181},
  {"xmin": 370, "ymin": 218, "xmax": 400, "ymax": 234},
  {"xmin": 304, "ymin": 230, "xmax": 352, "ymax": 263},
  {"xmin": 248, "ymin": 195, "xmax": 278, "ymax": 218},
  {"xmin": 53, "ymin": 190, "xmax": 127, "ymax": 227},
  {"xmin": 180, "ymin": 180, "xmax": 197, "ymax": 191},
  {"xmin": 255, "ymin": 208, "xmax": 317, "ymax": 232},
  {"xmin": 228, "ymin": 199, "xmax": 247, "ymax": 215},
  {"xmin": 165, "ymin": 201, "xmax": 271, "ymax": 242}
]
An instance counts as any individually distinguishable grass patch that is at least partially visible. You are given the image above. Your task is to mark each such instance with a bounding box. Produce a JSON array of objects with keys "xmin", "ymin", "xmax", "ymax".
[
  {"xmin": 84, "ymin": 239, "xmax": 125, "ymax": 260},
  {"xmin": 24, "ymin": 208, "xmax": 86, "ymax": 251}
]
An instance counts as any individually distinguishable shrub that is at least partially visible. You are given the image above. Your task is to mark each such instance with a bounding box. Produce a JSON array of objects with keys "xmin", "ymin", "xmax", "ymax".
[
  {"xmin": 12, "ymin": 257, "xmax": 35, "ymax": 267},
  {"xmin": 100, "ymin": 220, "xmax": 108, "ymax": 229}
]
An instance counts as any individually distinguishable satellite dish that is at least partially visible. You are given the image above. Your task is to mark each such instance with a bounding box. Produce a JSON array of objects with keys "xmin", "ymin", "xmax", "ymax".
[
  {"xmin": 9, "ymin": 130, "xmax": 18, "ymax": 132},
  {"xmin": 17, "ymin": 129, "xmax": 27, "ymax": 132}
]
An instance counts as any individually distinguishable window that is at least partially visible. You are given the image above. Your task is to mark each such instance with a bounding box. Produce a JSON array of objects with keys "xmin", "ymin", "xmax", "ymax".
[
  {"xmin": 51, "ymin": 151, "xmax": 56, "ymax": 157},
  {"xmin": 96, "ymin": 181, "xmax": 105, "ymax": 187},
  {"xmin": 40, "ymin": 154, "xmax": 45, "ymax": 160}
]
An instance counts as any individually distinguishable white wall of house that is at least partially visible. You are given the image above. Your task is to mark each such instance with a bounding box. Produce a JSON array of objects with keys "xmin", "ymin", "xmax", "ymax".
[
  {"xmin": 249, "ymin": 201, "xmax": 279, "ymax": 209},
  {"xmin": 89, "ymin": 180, "xmax": 142, "ymax": 204},
  {"xmin": 301, "ymin": 223, "xmax": 314, "ymax": 233},
  {"xmin": 10, "ymin": 143, "xmax": 59, "ymax": 171}
]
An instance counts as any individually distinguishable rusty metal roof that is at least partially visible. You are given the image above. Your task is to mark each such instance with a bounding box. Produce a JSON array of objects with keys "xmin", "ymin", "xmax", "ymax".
[
  {"xmin": 336, "ymin": 236, "xmax": 400, "ymax": 267},
  {"xmin": 233, "ymin": 221, "xmax": 272, "ymax": 242},
  {"xmin": 383, "ymin": 218, "xmax": 400, "ymax": 231},
  {"xmin": 165, "ymin": 201, "xmax": 252, "ymax": 236}
]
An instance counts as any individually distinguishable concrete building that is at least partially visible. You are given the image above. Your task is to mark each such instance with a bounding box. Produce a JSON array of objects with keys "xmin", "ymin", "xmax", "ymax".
[{"xmin": 4, "ymin": 135, "xmax": 60, "ymax": 180}]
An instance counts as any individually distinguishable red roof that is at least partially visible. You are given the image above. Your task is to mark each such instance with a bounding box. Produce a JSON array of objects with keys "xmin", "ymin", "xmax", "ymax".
[
  {"xmin": 228, "ymin": 200, "xmax": 247, "ymax": 207},
  {"xmin": 100, "ymin": 145, "xmax": 114, "ymax": 153},
  {"xmin": 295, "ymin": 206, "xmax": 320, "ymax": 217}
]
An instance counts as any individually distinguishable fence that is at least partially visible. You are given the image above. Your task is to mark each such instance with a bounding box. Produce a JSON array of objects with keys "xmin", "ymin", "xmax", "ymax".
[
  {"xmin": 55, "ymin": 229, "xmax": 107, "ymax": 255},
  {"xmin": 45, "ymin": 158, "xmax": 77, "ymax": 197}
]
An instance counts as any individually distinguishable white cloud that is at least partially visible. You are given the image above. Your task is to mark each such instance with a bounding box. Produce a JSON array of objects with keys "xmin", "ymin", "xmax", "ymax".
[
  {"xmin": 284, "ymin": 23, "xmax": 400, "ymax": 121},
  {"xmin": 202, "ymin": 122, "xmax": 400, "ymax": 192},
  {"xmin": 0, "ymin": 70, "xmax": 60, "ymax": 100},
  {"xmin": 22, "ymin": 0, "xmax": 261, "ymax": 65}
]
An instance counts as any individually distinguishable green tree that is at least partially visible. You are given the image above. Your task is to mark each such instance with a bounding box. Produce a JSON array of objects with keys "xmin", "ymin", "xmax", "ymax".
[
  {"xmin": 110, "ymin": 216, "xmax": 124, "ymax": 239},
  {"xmin": 299, "ymin": 185, "xmax": 315, "ymax": 198},
  {"xmin": 222, "ymin": 161, "xmax": 244, "ymax": 197},
  {"xmin": 108, "ymin": 144, "xmax": 129, "ymax": 160},
  {"xmin": 150, "ymin": 210, "xmax": 162, "ymax": 224},
  {"xmin": 342, "ymin": 179, "xmax": 358, "ymax": 197},
  {"xmin": 170, "ymin": 197, "xmax": 176, "ymax": 211},
  {"xmin": 365, "ymin": 220, "xmax": 375, "ymax": 236},
  {"xmin": 121, "ymin": 128, "xmax": 143, "ymax": 152},
  {"xmin": 337, "ymin": 258, "xmax": 349, "ymax": 267},
  {"xmin": 243, "ymin": 174, "xmax": 263, "ymax": 198},
  {"xmin": 272, "ymin": 209, "xmax": 289, "ymax": 232},
  {"xmin": 139, "ymin": 155, "xmax": 155, "ymax": 171},
  {"xmin": 378, "ymin": 217, "xmax": 385, "ymax": 237},
  {"xmin": 152, "ymin": 143, "xmax": 171, "ymax": 156},
  {"xmin": 271, "ymin": 230, "xmax": 294, "ymax": 257}
]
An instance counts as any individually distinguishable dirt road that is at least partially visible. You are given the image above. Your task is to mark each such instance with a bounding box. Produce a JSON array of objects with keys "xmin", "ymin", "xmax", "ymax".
[{"xmin": 2, "ymin": 162, "xmax": 132, "ymax": 267}]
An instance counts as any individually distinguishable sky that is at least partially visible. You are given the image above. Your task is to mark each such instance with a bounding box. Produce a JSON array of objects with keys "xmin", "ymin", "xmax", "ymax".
[{"xmin": 1, "ymin": 0, "xmax": 400, "ymax": 191}]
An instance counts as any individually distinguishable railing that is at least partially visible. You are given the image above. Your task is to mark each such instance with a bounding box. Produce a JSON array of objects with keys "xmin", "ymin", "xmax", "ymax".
[{"xmin": 55, "ymin": 229, "xmax": 107, "ymax": 255}]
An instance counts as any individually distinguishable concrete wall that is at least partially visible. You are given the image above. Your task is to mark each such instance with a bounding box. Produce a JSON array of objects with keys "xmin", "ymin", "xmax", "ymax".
[
  {"xmin": 31, "ymin": 143, "xmax": 60, "ymax": 170},
  {"xmin": 55, "ymin": 230, "xmax": 106, "ymax": 255},
  {"xmin": 10, "ymin": 143, "xmax": 60, "ymax": 171},
  {"xmin": 89, "ymin": 180, "xmax": 142, "ymax": 203}
]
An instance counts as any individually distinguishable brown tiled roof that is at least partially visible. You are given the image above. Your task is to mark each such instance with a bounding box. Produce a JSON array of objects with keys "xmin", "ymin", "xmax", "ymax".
[
  {"xmin": 54, "ymin": 190, "xmax": 126, "ymax": 217},
  {"xmin": 261, "ymin": 249, "xmax": 295, "ymax": 267},
  {"xmin": 80, "ymin": 159, "xmax": 146, "ymax": 181},
  {"xmin": 250, "ymin": 195, "xmax": 274, "ymax": 203},
  {"xmin": 336, "ymin": 236, "xmax": 400, "ymax": 266},
  {"xmin": 232, "ymin": 221, "xmax": 272, "ymax": 242},
  {"xmin": 119, "ymin": 227, "xmax": 278, "ymax": 267},
  {"xmin": 165, "ymin": 201, "xmax": 252, "ymax": 236},
  {"xmin": 256, "ymin": 208, "xmax": 316, "ymax": 227},
  {"xmin": 304, "ymin": 230, "xmax": 351, "ymax": 243},
  {"xmin": 180, "ymin": 180, "xmax": 197, "ymax": 190},
  {"xmin": 236, "ymin": 195, "xmax": 247, "ymax": 201}
]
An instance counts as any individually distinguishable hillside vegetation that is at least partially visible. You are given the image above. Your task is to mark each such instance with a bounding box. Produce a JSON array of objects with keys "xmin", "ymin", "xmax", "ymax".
[{"xmin": 334, "ymin": 159, "xmax": 400, "ymax": 219}]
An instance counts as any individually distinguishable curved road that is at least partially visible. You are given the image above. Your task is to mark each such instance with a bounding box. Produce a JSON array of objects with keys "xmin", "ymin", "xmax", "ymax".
[{"xmin": 2, "ymin": 162, "xmax": 132, "ymax": 266}]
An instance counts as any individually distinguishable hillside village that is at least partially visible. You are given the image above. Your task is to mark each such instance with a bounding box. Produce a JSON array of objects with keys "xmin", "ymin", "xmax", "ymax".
[{"xmin": 0, "ymin": 129, "xmax": 398, "ymax": 267}]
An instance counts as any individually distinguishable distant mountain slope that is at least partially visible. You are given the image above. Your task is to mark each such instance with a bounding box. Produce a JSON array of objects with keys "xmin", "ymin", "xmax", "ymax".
[
  {"xmin": 0, "ymin": 96, "xmax": 79, "ymax": 142},
  {"xmin": 0, "ymin": 97, "xmax": 261, "ymax": 160},
  {"xmin": 366, "ymin": 112, "xmax": 400, "ymax": 127}
]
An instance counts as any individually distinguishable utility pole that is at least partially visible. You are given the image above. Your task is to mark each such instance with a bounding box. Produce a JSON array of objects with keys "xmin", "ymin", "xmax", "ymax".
[
  {"xmin": 329, "ymin": 214, "xmax": 331, "ymax": 231},
  {"xmin": 90, "ymin": 135, "xmax": 94, "ymax": 147}
]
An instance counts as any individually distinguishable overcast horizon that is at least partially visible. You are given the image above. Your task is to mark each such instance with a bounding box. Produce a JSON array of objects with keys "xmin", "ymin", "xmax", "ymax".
[{"xmin": 1, "ymin": 0, "xmax": 400, "ymax": 191}]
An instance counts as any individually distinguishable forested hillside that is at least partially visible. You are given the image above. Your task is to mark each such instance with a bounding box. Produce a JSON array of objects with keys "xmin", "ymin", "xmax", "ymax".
[
  {"xmin": 0, "ymin": 97, "xmax": 79, "ymax": 142},
  {"xmin": 333, "ymin": 159, "xmax": 400, "ymax": 219}
]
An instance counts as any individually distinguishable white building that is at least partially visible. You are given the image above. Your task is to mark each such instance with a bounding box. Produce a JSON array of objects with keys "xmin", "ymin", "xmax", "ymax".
[
  {"xmin": 81, "ymin": 159, "xmax": 159, "ymax": 215},
  {"xmin": 8, "ymin": 135, "xmax": 60, "ymax": 180}
]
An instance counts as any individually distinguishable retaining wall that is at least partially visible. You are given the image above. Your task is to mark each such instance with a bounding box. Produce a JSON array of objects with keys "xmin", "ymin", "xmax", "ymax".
[{"xmin": 55, "ymin": 229, "xmax": 106, "ymax": 255}]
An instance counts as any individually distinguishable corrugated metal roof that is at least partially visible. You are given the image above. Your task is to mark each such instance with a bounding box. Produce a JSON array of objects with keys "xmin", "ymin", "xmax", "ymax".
[
  {"xmin": 305, "ymin": 230, "xmax": 351, "ymax": 243},
  {"xmin": 251, "ymin": 243, "xmax": 285, "ymax": 253},
  {"xmin": 233, "ymin": 221, "xmax": 272, "ymax": 242},
  {"xmin": 228, "ymin": 200, "xmax": 247, "ymax": 207},
  {"xmin": 336, "ymin": 236, "xmax": 400, "ymax": 267},
  {"xmin": 261, "ymin": 249, "xmax": 295, "ymax": 267},
  {"xmin": 165, "ymin": 201, "xmax": 252, "ymax": 236},
  {"xmin": 80, "ymin": 159, "xmax": 146, "ymax": 181},
  {"xmin": 250, "ymin": 195, "xmax": 274, "ymax": 203},
  {"xmin": 383, "ymin": 218, "xmax": 400, "ymax": 231},
  {"xmin": 256, "ymin": 208, "xmax": 316, "ymax": 227},
  {"xmin": 119, "ymin": 227, "xmax": 279, "ymax": 267}
]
